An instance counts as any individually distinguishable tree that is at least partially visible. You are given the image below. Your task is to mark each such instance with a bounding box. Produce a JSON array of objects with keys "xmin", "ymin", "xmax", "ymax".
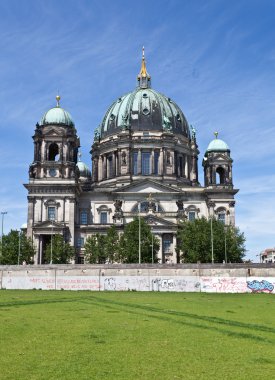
[
  {"xmin": 105, "ymin": 226, "xmax": 119, "ymax": 263},
  {"xmin": 84, "ymin": 233, "xmax": 107, "ymax": 264},
  {"xmin": 176, "ymin": 217, "xmax": 246, "ymax": 263},
  {"xmin": 0, "ymin": 230, "xmax": 35, "ymax": 265},
  {"xmin": 119, "ymin": 217, "xmax": 159, "ymax": 263},
  {"xmin": 44, "ymin": 234, "xmax": 75, "ymax": 264}
]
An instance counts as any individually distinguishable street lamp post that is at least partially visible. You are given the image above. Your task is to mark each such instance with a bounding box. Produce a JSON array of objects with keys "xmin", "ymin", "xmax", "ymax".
[
  {"xmin": 224, "ymin": 226, "xmax": 228, "ymax": 264},
  {"xmin": 210, "ymin": 217, "xmax": 214, "ymax": 264},
  {"xmin": 138, "ymin": 202, "xmax": 141, "ymax": 264},
  {"xmin": 151, "ymin": 232, "xmax": 154, "ymax": 264},
  {"xmin": 18, "ymin": 230, "xmax": 21, "ymax": 265},
  {"xmin": 50, "ymin": 220, "xmax": 53, "ymax": 264},
  {"xmin": 1, "ymin": 211, "xmax": 7, "ymax": 258}
]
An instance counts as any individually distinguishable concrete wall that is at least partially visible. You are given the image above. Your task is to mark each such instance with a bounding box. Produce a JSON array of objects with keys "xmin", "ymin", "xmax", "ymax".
[{"xmin": 1, "ymin": 264, "xmax": 275, "ymax": 293}]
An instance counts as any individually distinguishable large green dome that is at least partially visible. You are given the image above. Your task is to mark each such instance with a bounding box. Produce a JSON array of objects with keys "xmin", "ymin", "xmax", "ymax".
[
  {"xmin": 97, "ymin": 87, "xmax": 190, "ymax": 139},
  {"xmin": 94, "ymin": 51, "xmax": 191, "ymax": 140},
  {"xmin": 39, "ymin": 96, "xmax": 74, "ymax": 127}
]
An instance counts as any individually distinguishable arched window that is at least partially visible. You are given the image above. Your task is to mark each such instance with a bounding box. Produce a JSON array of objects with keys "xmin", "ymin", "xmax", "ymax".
[
  {"xmin": 216, "ymin": 167, "xmax": 225, "ymax": 185},
  {"xmin": 49, "ymin": 143, "xmax": 59, "ymax": 161},
  {"xmin": 186, "ymin": 205, "xmax": 199, "ymax": 221},
  {"xmin": 216, "ymin": 207, "xmax": 226, "ymax": 224}
]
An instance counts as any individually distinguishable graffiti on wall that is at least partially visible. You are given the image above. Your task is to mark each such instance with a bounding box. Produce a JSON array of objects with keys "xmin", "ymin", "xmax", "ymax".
[
  {"xmin": 1, "ymin": 270, "xmax": 275, "ymax": 293},
  {"xmin": 104, "ymin": 277, "xmax": 116, "ymax": 291},
  {"xmin": 151, "ymin": 278, "xmax": 200, "ymax": 292},
  {"xmin": 201, "ymin": 277, "xmax": 247, "ymax": 293},
  {"xmin": 247, "ymin": 280, "xmax": 274, "ymax": 293}
]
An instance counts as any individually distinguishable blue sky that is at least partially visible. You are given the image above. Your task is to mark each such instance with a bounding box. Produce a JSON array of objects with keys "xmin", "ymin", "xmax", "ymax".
[{"xmin": 0, "ymin": 0, "xmax": 275, "ymax": 261}]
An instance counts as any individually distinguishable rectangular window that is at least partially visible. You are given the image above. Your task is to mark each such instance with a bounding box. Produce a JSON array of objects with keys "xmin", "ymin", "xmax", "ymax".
[
  {"xmin": 163, "ymin": 239, "xmax": 172, "ymax": 254},
  {"xmin": 142, "ymin": 152, "xmax": 150, "ymax": 175},
  {"xmin": 188, "ymin": 211, "xmax": 196, "ymax": 221},
  {"xmin": 133, "ymin": 152, "xmax": 138, "ymax": 175},
  {"xmin": 80, "ymin": 211, "xmax": 88, "ymax": 225},
  {"xmin": 100, "ymin": 212, "xmax": 107, "ymax": 224},
  {"xmin": 154, "ymin": 151, "xmax": 159, "ymax": 175},
  {"xmin": 48, "ymin": 207, "xmax": 56, "ymax": 221},
  {"xmin": 218, "ymin": 213, "xmax": 225, "ymax": 224},
  {"xmin": 77, "ymin": 237, "xmax": 84, "ymax": 248}
]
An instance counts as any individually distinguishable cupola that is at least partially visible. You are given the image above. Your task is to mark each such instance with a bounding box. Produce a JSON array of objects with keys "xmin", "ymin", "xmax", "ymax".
[{"xmin": 39, "ymin": 96, "xmax": 74, "ymax": 127}]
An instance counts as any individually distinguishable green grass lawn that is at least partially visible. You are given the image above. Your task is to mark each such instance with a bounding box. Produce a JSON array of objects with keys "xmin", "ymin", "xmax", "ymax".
[{"xmin": 0, "ymin": 291, "xmax": 274, "ymax": 380}]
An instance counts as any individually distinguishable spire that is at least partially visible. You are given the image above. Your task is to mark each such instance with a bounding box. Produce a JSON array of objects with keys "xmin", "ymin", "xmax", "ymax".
[
  {"xmin": 214, "ymin": 131, "xmax": 218, "ymax": 139},
  {"xmin": 137, "ymin": 47, "xmax": 151, "ymax": 88},
  {"xmin": 56, "ymin": 94, "xmax": 61, "ymax": 107}
]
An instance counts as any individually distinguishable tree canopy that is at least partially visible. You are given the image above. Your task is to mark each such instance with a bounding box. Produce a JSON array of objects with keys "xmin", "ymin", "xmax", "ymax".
[
  {"xmin": 176, "ymin": 217, "xmax": 246, "ymax": 263},
  {"xmin": 0, "ymin": 230, "xmax": 35, "ymax": 265},
  {"xmin": 44, "ymin": 234, "xmax": 75, "ymax": 264},
  {"xmin": 84, "ymin": 219, "xmax": 159, "ymax": 264}
]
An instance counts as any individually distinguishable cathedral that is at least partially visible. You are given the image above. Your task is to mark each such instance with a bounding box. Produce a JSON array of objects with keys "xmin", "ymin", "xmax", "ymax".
[{"xmin": 25, "ymin": 50, "xmax": 238, "ymax": 264}]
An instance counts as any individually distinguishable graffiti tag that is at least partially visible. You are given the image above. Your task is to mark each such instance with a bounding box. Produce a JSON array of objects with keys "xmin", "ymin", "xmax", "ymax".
[
  {"xmin": 247, "ymin": 280, "xmax": 274, "ymax": 293},
  {"xmin": 104, "ymin": 277, "xmax": 116, "ymax": 291}
]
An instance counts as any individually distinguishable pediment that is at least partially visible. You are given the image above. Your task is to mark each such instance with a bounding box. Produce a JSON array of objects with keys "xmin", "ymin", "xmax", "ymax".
[
  {"xmin": 33, "ymin": 221, "xmax": 65, "ymax": 229},
  {"xmin": 43, "ymin": 128, "xmax": 64, "ymax": 137},
  {"xmin": 209, "ymin": 153, "xmax": 231, "ymax": 162},
  {"xmin": 144, "ymin": 214, "xmax": 177, "ymax": 227},
  {"xmin": 113, "ymin": 179, "xmax": 182, "ymax": 194}
]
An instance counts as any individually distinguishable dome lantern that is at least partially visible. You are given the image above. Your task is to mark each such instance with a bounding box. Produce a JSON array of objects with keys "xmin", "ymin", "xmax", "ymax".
[{"xmin": 137, "ymin": 47, "xmax": 151, "ymax": 89}]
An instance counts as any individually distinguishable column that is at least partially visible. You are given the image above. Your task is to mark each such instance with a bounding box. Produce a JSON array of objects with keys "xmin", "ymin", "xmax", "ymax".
[
  {"xmin": 103, "ymin": 155, "xmax": 107, "ymax": 179},
  {"xmin": 159, "ymin": 149, "xmax": 163, "ymax": 175},
  {"xmin": 228, "ymin": 165, "xmax": 232, "ymax": 184},
  {"xmin": 151, "ymin": 149, "xmax": 154, "ymax": 175},
  {"xmin": 212, "ymin": 166, "xmax": 216, "ymax": 184},
  {"xmin": 156, "ymin": 234, "xmax": 163, "ymax": 263},
  {"xmin": 112, "ymin": 152, "xmax": 116, "ymax": 178},
  {"xmin": 117, "ymin": 149, "xmax": 121, "ymax": 175},
  {"xmin": 185, "ymin": 155, "xmax": 188, "ymax": 179},
  {"xmin": 62, "ymin": 198, "xmax": 66, "ymax": 222},
  {"xmin": 172, "ymin": 151, "xmax": 175, "ymax": 174},
  {"xmin": 126, "ymin": 149, "xmax": 131, "ymax": 174},
  {"xmin": 163, "ymin": 148, "xmax": 166, "ymax": 176},
  {"xmin": 137, "ymin": 149, "xmax": 142, "ymax": 174},
  {"xmin": 40, "ymin": 197, "xmax": 43, "ymax": 222},
  {"xmin": 68, "ymin": 198, "xmax": 76, "ymax": 246},
  {"xmin": 172, "ymin": 234, "xmax": 177, "ymax": 263},
  {"xmin": 192, "ymin": 154, "xmax": 198, "ymax": 182},
  {"xmin": 229, "ymin": 201, "xmax": 235, "ymax": 225},
  {"xmin": 38, "ymin": 236, "xmax": 43, "ymax": 265},
  {"xmin": 94, "ymin": 157, "xmax": 99, "ymax": 182},
  {"xmin": 98, "ymin": 155, "xmax": 103, "ymax": 181}
]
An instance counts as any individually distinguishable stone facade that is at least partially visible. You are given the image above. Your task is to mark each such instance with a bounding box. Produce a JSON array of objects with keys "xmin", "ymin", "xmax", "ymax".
[{"xmin": 24, "ymin": 52, "xmax": 238, "ymax": 264}]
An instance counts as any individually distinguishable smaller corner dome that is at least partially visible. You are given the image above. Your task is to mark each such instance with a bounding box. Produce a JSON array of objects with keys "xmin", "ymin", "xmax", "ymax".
[
  {"xmin": 39, "ymin": 107, "xmax": 74, "ymax": 127},
  {"xmin": 76, "ymin": 161, "xmax": 91, "ymax": 178},
  {"xmin": 39, "ymin": 96, "xmax": 74, "ymax": 127},
  {"xmin": 206, "ymin": 133, "xmax": 230, "ymax": 153}
]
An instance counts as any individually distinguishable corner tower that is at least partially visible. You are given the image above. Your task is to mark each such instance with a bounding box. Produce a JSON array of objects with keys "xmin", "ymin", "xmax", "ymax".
[
  {"xmin": 203, "ymin": 132, "xmax": 237, "ymax": 225},
  {"xmin": 24, "ymin": 96, "xmax": 80, "ymax": 263}
]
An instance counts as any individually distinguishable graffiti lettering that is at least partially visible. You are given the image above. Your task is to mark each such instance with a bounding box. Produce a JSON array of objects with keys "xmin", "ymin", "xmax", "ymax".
[{"xmin": 247, "ymin": 280, "xmax": 274, "ymax": 293}]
